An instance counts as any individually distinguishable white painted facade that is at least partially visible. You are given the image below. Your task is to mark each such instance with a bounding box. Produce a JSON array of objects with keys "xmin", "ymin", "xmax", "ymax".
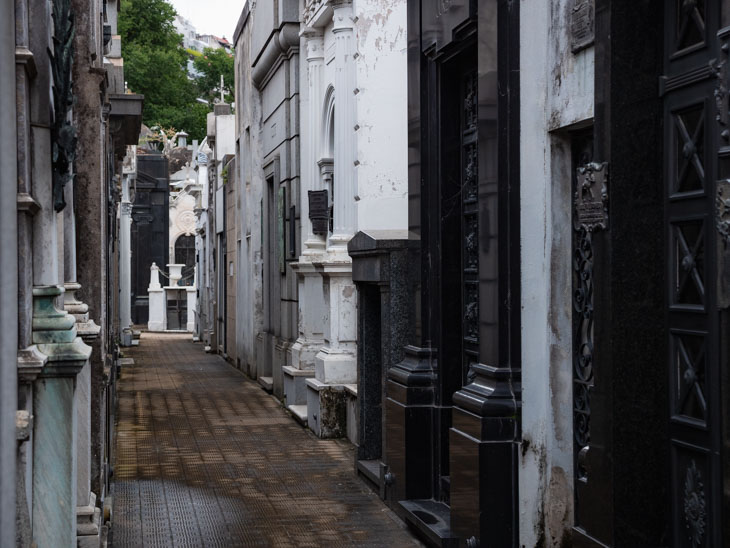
[
  {"xmin": 293, "ymin": 0, "xmax": 408, "ymax": 436},
  {"xmin": 519, "ymin": 1, "xmax": 595, "ymax": 545}
]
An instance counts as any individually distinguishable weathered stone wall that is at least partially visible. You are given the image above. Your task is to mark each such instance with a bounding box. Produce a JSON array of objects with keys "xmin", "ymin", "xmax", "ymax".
[
  {"xmin": 519, "ymin": 0, "xmax": 595, "ymax": 545},
  {"xmin": 72, "ymin": 0, "xmax": 109, "ymax": 500}
]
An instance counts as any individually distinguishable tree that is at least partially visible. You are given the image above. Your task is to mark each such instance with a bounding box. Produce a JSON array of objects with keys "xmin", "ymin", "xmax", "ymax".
[
  {"xmin": 193, "ymin": 47, "xmax": 235, "ymax": 104},
  {"xmin": 119, "ymin": 0, "xmax": 207, "ymax": 140}
]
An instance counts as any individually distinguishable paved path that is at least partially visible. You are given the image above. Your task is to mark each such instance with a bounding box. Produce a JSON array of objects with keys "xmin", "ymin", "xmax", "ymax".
[{"xmin": 111, "ymin": 333, "xmax": 421, "ymax": 547}]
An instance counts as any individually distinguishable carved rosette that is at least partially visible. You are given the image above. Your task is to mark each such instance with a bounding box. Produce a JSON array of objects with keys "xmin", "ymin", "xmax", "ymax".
[
  {"xmin": 683, "ymin": 460, "xmax": 706, "ymax": 547},
  {"xmin": 176, "ymin": 210, "xmax": 197, "ymax": 235}
]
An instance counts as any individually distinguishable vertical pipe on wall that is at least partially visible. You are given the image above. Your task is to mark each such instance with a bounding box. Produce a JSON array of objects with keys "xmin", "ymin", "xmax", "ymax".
[{"xmin": 0, "ymin": 0, "xmax": 19, "ymax": 543}]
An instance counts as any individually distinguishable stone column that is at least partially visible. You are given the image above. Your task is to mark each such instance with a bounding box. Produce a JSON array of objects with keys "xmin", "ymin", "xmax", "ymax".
[
  {"xmin": 329, "ymin": 0, "xmax": 357, "ymax": 250},
  {"xmin": 302, "ymin": 28, "xmax": 326, "ymax": 254},
  {"xmin": 186, "ymin": 266, "xmax": 197, "ymax": 332},
  {"xmin": 32, "ymin": 129, "xmax": 59, "ymax": 287},
  {"xmin": 31, "ymin": 286, "xmax": 91, "ymax": 547},
  {"xmin": 119, "ymin": 174, "xmax": 133, "ymax": 343},
  {"xmin": 60, "ymin": 165, "xmax": 100, "ymax": 545}
]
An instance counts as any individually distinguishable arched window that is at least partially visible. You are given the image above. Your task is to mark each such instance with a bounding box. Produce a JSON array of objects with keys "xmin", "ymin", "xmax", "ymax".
[
  {"xmin": 175, "ymin": 234, "xmax": 195, "ymax": 286},
  {"xmin": 322, "ymin": 90, "xmax": 335, "ymax": 234}
]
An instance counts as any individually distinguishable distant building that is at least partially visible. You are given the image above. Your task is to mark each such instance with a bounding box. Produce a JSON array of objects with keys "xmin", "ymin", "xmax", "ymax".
[
  {"xmin": 174, "ymin": 15, "xmax": 197, "ymax": 49},
  {"xmin": 197, "ymin": 34, "xmax": 232, "ymax": 53}
]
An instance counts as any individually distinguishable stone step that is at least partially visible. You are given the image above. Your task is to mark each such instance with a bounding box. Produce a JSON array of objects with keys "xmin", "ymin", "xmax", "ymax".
[
  {"xmin": 287, "ymin": 404, "xmax": 308, "ymax": 425},
  {"xmin": 258, "ymin": 376, "xmax": 273, "ymax": 392}
]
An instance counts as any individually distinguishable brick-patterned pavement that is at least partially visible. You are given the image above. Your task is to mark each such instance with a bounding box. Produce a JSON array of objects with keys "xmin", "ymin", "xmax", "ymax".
[{"xmin": 111, "ymin": 333, "xmax": 421, "ymax": 547}]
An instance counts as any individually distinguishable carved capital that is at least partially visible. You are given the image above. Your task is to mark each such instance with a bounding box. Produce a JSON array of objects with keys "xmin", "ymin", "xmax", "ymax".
[{"xmin": 17, "ymin": 345, "xmax": 48, "ymax": 383}]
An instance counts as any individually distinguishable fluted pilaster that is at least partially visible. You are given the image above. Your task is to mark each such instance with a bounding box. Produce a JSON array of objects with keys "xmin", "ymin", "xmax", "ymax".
[
  {"xmin": 330, "ymin": 1, "xmax": 357, "ymax": 249},
  {"xmin": 302, "ymin": 28, "xmax": 326, "ymax": 254}
]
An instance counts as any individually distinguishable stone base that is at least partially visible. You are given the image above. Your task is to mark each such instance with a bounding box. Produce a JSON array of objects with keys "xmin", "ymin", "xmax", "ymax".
[
  {"xmin": 290, "ymin": 337, "xmax": 323, "ymax": 370},
  {"xmin": 77, "ymin": 491, "xmax": 101, "ymax": 547},
  {"xmin": 287, "ymin": 404, "xmax": 308, "ymax": 425},
  {"xmin": 283, "ymin": 365, "xmax": 315, "ymax": 406},
  {"xmin": 273, "ymin": 340, "xmax": 289, "ymax": 399},
  {"xmin": 258, "ymin": 376, "xmax": 273, "ymax": 392},
  {"xmin": 120, "ymin": 328, "xmax": 134, "ymax": 347},
  {"xmin": 345, "ymin": 384, "xmax": 358, "ymax": 445},
  {"xmin": 306, "ymin": 378, "xmax": 347, "ymax": 438},
  {"xmin": 147, "ymin": 320, "xmax": 164, "ymax": 331},
  {"xmin": 314, "ymin": 347, "xmax": 357, "ymax": 385}
]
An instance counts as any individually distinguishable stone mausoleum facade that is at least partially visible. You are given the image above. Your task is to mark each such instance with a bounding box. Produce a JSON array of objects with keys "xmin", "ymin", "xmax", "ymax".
[
  {"xmin": 211, "ymin": 1, "xmax": 730, "ymax": 546},
  {"xmin": 0, "ymin": 0, "xmax": 142, "ymax": 545}
]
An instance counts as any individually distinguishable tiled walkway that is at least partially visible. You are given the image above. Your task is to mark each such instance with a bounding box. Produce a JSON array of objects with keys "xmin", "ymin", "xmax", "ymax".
[{"xmin": 111, "ymin": 333, "xmax": 421, "ymax": 547}]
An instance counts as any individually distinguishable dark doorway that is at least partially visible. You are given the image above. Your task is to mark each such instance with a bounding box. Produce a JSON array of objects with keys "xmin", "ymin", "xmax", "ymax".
[
  {"xmin": 175, "ymin": 234, "xmax": 195, "ymax": 286},
  {"xmin": 131, "ymin": 152, "xmax": 169, "ymax": 325}
]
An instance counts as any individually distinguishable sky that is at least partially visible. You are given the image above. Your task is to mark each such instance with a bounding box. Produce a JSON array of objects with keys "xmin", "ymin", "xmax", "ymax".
[{"xmin": 168, "ymin": 0, "xmax": 246, "ymax": 42}]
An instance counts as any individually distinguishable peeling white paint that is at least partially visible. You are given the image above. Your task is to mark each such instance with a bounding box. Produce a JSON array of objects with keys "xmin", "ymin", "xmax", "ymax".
[{"xmin": 520, "ymin": 1, "xmax": 594, "ymax": 546}]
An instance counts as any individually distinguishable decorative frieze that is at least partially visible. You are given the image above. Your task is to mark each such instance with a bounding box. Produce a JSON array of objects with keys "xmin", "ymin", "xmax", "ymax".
[{"xmin": 303, "ymin": 0, "xmax": 324, "ymax": 26}]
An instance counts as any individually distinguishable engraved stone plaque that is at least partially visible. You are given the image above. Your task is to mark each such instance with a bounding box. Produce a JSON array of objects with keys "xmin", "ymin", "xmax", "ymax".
[
  {"xmin": 571, "ymin": 0, "xmax": 595, "ymax": 53},
  {"xmin": 575, "ymin": 162, "xmax": 608, "ymax": 231},
  {"xmin": 308, "ymin": 190, "xmax": 329, "ymax": 235}
]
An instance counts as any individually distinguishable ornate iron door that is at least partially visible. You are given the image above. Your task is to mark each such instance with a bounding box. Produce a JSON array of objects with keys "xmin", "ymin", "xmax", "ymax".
[
  {"xmin": 662, "ymin": 2, "xmax": 725, "ymax": 546},
  {"xmin": 461, "ymin": 69, "xmax": 480, "ymax": 388}
]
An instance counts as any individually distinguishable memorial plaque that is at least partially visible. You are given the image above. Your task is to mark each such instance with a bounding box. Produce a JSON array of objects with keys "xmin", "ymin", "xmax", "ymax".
[
  {"xmin": 571, "ymin": 0, "xmax": 594, "ymax": 53},
  {"xmin": 575, "ymin": 162, "xmax": 608, "ymax": 231},
  {"xmin": 308, "ymin": 190, "xmax": 329, "ymax": 235}
]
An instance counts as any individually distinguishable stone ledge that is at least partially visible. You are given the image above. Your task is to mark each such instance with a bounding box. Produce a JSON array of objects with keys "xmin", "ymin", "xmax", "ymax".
[
  {"xmin": 283, "ymin": 365, "xmax": 315, "ymax": 377},
  {"xmin": 258, "ymin": 376, "xmax": 273, "ymax": 392},
  {"xmin": 287, "ymin": 404, "xmax": 308, "ymax": 425}
]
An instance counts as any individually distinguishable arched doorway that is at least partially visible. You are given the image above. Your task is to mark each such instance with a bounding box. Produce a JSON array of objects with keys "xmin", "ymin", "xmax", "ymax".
[{"xmin": 174, "ymin": 234, "xmax": 195, "ymax": 286}]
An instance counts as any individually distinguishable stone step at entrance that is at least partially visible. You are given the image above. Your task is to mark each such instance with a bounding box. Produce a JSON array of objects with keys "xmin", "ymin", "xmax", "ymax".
[
  {"xmin": 287, "ymin": 404, "xmax": 308, "ymax": 425},
  {"xmin": 258, "ymin": 375, "xmax": 273, "ymax": 392}
]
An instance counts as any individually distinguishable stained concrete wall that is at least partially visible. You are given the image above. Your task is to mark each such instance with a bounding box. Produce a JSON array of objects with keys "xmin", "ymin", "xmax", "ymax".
[
  {"xmin": 234, "ymin": 0, "xmax": 299, "ymax": 391},
  {"xmin": 234, "ymin": 8, "xmax": 263, "ymax": 374},
  {"xmin": 519, "ymin": 1, "xmax": 595, "ymax": 545}
]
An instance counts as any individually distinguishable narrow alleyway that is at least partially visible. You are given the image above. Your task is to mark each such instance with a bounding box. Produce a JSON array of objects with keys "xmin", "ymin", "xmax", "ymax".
[{"xmin": 110, "ymin": 333, "xmax": 421, "ymax": 547}]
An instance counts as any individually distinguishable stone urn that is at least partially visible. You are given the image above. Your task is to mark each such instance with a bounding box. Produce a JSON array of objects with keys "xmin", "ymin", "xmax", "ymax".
[{"xmin": 167, "ymin": 264, "xmax": 185, "ymax": 286}]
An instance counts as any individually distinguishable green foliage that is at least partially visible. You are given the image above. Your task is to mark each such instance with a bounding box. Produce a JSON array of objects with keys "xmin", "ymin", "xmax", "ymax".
[
  {"xmin": 193, "ymin": 47, "xmax": 235, "ymax": 104},
  {"xmin": 119, "ymin": 0, "xmax": 213, "ymax": 141},
  {"xmin": 118, "ymin": 0, "xmax": 179, "ymax": 50}
]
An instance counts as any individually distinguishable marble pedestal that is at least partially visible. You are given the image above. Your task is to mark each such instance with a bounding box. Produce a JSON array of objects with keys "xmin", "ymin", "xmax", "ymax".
[
  {"xmin": 186, "ymin": 287, "xmax": 196, "ymax": 332},
  {"xmin": 31, "ymin": 286, "xmax": 91, "ymax": 547},
  {"xmin": 304, "ymin": 259, "xmax": 357, "ymax": 439},
  {"xmin": 147, "ymin": 288, "xmax": 165, "ymax": 331}
]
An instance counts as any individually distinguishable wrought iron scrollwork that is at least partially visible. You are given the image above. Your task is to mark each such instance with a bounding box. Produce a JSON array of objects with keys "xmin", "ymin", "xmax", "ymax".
[
  {"xmin": 573, "ymin": 224, "xmax": 594, "ymax": 479},
  {"xmin": 462, "ymin": 70, "xmax": 479, "ymax": 384},
  {"xmin": 51, "ymin": 0, "xmax": 77, "ymax": 212},
  {"xmin": 716, "ymin": 183, "xmax": 730, "ymax": 246},
  {"xmin": 683, "ymin": 459, "xmax": 706, "ymax": 547},
  {"xmin": 573, "ymin": 158, "xmax": 604, "ymax": 482}
]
